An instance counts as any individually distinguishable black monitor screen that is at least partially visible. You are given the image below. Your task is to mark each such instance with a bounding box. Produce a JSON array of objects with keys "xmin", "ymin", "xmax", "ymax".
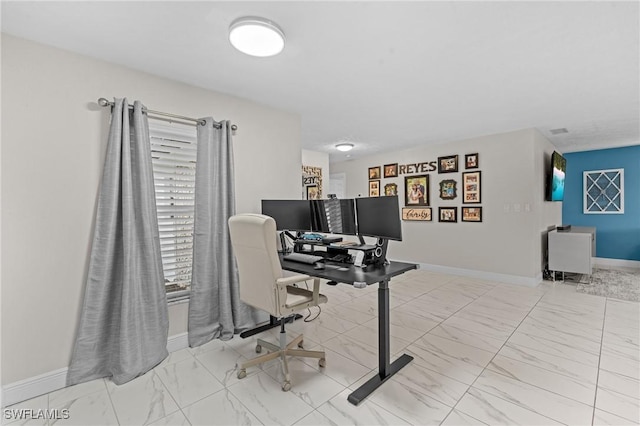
[
  {"xmin": 311, "ymin": 199, "xmax": 357, "ymax": 235},
  {"xmin": 261, "ymin": 200, "xmax": 312, "ymax": 232},
  {"xmin": 355, "ymin": 196, "xmax": 403, "ymax": 241}
]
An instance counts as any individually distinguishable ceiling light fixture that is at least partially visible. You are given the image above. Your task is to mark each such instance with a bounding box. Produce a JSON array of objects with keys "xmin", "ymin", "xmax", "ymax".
[
  {"xmin": 229, "ymin": 17, "xmax": 285, "ymax": 57},
  {"xmin": 335, "ymin": 143, "xmax": 354, "ymax": 152}
]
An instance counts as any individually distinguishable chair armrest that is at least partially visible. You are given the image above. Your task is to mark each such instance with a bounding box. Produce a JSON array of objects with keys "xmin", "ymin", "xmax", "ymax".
[
  {"xmin": 276, "ymin": 275, "xmax": 311, "ymax": 288},
  {"xmin": 276, "ymin": 275, "xmax": 322, "ymax": 304}
]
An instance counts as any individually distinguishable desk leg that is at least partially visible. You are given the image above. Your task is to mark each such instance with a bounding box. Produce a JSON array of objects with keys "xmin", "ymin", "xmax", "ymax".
[{"xmin": 347, "ymin": 279, "xmax": 413, "ymax": 405}]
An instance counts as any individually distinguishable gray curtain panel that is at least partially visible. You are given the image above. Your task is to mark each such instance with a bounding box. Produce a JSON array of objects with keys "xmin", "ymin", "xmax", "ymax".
[
  {"xmin": 188, "ymin": 119, "xmax": 255, "ymax": 347},
  {"xmin": 67, "ymin": 98, "xmax": 169, "ymax": 386}
]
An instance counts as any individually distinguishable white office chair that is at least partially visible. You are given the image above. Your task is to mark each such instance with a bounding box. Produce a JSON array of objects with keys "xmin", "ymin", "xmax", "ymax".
[{"xmin": 228, "ymin": 213, "xmax": 327, "ymax": 391}]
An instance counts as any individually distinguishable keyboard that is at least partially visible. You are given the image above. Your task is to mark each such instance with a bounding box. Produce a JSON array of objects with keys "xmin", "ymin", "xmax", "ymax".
[{"xmin": 283, "ymin": 253, "xmax": 324, "ymax": 264}]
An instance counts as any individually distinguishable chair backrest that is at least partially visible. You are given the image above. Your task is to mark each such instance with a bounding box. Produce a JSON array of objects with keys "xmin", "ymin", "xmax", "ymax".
[{"xmin": 228, "ymin": 214, "xmax": 283, "ymax": 316}]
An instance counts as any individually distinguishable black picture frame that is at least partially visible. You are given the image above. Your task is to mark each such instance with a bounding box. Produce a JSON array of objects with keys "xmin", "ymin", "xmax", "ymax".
[
  {"xmin": 438, "ymin": 179, "xmax": 457, "ymax": 200},
  {"xmin": 384, "ymin": 183, "xmax": 398, "ymax": 196},
  {"xmin": 383, "ymin": 163, "xmax": 398, "ymax": 178},
  {"xmin": 438, "ymin": 155, "xmax": 459, "ymax": 173},
  {"xmin": 368, "ymin": 166, "xmax": 381, "ymax": 180},
  {"xmin": 462, "ymin": 206, "xmax": 483, "ymax": 222},
  {"xmin": 369, "ymin": 180, "xmax": 380, "ymax": 197},
  {"xmin": 465, "ymin": 153, "xmax": 479, "ymax": 169},
  {"xmin": 462, "ymin": 171, "xmax": 482, "ymax": 204},
  {"xmin": 404, "ymin": 175, "xmax": 429, "ymax": 206},
  {"xmin": 439, "ymin": 207, "xmax": 457, "ymax": 223}
]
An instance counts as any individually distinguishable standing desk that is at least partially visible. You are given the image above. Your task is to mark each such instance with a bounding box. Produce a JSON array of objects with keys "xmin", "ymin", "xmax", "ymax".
[{"xmin": 281, "ymin": 256, "xmax": 417, "ymax": 405}]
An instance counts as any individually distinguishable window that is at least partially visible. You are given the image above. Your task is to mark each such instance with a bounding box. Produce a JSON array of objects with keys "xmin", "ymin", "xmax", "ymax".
[
  {"xmin": 149, "ymin": 121, "xmax": 197, "ymax": 301},
  {"xmin": 583, "ymin": 168, "xmax": 624, "ymax": 214}
]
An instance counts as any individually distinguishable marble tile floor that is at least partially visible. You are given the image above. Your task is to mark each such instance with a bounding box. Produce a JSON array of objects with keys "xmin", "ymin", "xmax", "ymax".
[{"xmin": 5, "ymin": 270, "xmax": 639, "ymax": 425}]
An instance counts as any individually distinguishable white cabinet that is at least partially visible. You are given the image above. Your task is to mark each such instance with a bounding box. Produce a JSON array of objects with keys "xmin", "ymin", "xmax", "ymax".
[{"xmin": 548, "ymin": 227, "xmax": 596, "ymax": 275}]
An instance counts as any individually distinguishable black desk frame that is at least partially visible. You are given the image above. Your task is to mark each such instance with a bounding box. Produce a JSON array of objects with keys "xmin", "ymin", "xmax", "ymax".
[{"xmin": 281, "ymin": 257, "xmax": 417, "ymax": 405}]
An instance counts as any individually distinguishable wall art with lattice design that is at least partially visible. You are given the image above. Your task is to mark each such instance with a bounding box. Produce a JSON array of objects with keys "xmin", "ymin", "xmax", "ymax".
[{"xmin": 583, "ymin": 168, "xmax": 624, "ymax": 214}]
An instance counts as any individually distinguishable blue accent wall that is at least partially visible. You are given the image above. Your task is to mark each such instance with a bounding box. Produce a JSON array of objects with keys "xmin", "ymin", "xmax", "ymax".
[{"xmin": 563, "ymin": 145, "xmax": 640, "ymax": 261}]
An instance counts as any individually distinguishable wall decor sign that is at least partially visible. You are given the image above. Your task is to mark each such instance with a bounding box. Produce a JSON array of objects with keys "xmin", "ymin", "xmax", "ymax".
[
  {"xmin": 462, "ymin": 206, "xmax": 482, "ymax": 222},
  {"xmin": 439, "ymin": 207, "xmax": 457, "ymax": 222},
  {"xmin": 402, "ymin": 207, "xmax": 432, "ymax": 221},
  {"xmin": 438, "ymin": 179, "xmax": 457, "ymax": 200},
  {"xmin": 438, "ymin": 155, "xmax": 459, "ymax": 173},
  {"xmin": 465, "ymin": 153, "xmax": 479, "ymax": 169},
  {"xmin": 384, "ymin": 183, "xmax": 398, "ymax": 196},
  {"xmin": 369, "ymin": 166, "xmax": 381, "ymax": 180},
  {"xmin": 397, "ymin": 162, "xmax": 437, "ymax": 175},
  {"xmin": 462, "ymin": 171, "xmax": 482, "ymax": 204},
  {"xmin": 369, "ymin": 180, "xmax": 380, "ymax": 197},
  {"xmin": 302, "ymin": 165, "xmax": 323, "ymax": 199},
  {"xmin": 384, "ymin": 163, "xmax": 398, "ymax": 178},
  {"xmin": 404, "ymin": 175, "xmax": 429, "ymax": 206}
]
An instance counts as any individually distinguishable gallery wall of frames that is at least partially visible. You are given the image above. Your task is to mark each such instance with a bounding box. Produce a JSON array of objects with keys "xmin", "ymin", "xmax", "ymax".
[{"xmin": 368, "ymin": 153, "xmax": 483, "ymax": 224}]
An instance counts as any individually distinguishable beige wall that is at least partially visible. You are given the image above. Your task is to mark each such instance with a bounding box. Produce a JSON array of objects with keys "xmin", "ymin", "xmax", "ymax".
[
  {"xmin": 1, "ymin": 35, "xmax": 302, "ymax": 385},
  {"xmin": 331, "ymin": 128, "xmax": 561, "ymax": 282}
]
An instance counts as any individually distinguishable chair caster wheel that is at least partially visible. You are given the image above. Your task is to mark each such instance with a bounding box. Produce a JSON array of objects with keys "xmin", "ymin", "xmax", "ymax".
[
  {"xmin": 255, "ymin": 344, "xmax": 262, "ymax": 353},
  {"xmin": 237, "ymin": 369, "xmax": 247, "ymax": 379},
  {"xmin": 282, "ymin": 381, "xmax": 291, "ymax": 392},
  {"xmin": 319, "ymin": 358, "xmax": 326, "ymax": 368}
]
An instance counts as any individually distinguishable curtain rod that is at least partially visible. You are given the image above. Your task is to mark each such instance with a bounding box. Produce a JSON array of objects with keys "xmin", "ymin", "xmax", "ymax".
[{"xmin": 97, "ymin": 98, "xmax": 237, "ymax": 132}]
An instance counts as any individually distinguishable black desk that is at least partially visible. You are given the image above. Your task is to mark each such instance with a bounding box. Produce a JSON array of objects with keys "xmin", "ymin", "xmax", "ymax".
[{"xmin": 281, "ymin": 256, "xmax": 417, "ymax": 405}]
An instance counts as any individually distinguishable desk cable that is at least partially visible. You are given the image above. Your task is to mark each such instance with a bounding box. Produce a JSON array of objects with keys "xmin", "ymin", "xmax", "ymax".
[{"xmin": 292, "ymin": 282, "xmax": 322, "ymax": 322}]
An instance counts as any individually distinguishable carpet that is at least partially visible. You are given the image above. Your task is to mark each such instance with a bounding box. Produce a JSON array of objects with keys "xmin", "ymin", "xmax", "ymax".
[{"xmin": 575, "ymin": 268, "xmax": 640, "ymax": 302}]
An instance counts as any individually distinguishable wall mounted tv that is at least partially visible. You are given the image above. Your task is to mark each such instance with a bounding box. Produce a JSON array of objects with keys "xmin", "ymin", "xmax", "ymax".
[{"xmin": 547, "ymin": 151, "xmax": 567, "ymax": 201}]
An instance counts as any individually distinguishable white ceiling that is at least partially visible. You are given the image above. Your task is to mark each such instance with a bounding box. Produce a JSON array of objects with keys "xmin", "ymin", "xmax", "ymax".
[{"xmin": 2, "ymin": 1, "xmax": 639, "ymax": 162}]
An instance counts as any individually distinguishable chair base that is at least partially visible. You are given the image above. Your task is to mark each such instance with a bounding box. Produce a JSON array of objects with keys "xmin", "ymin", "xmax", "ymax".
[{"xmin": 236, "ymin": 333, "xmax": 326, "ymax": 391}]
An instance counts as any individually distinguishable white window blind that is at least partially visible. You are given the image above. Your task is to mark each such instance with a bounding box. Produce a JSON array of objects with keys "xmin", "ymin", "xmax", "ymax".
[{"xmin": 149, "ymin": 121, "xmax": 197, "ymax": 301}]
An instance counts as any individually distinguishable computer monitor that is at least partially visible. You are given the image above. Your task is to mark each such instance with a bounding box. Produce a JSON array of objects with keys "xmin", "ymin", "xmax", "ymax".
[
  {"xmin": 310, "ymin": 199, "xmax": 357, "ymax": 235},
  {"xmin": 355, "ymin": 196, "xmax": 403, "ymax": 241},
  {"xmin": 261, "ymin": 200, "xmax": 312, "ymax": 232}
]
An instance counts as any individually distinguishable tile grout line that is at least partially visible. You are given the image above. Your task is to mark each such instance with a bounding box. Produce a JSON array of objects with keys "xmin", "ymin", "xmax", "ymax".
[
  {"xmin": 446, "ymin": 285, "xmax": 574, "ymax": 426},
  {"xmin": 591, "ymin": 297, "xmax": 606, "ymax": 426}
]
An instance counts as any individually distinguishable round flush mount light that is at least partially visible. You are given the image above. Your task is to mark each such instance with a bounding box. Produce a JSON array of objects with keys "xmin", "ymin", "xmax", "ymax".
[
  {"xmin": 229, "ymin": 17, "xmax": 285, "ymax": 57},
  {"xmin": 335, "ymin": 143, "xmax": 354, "ymax": 152}
]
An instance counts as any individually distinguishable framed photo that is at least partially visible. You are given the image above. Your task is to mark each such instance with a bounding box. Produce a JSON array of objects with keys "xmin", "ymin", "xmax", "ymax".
[
  {"xmin": 462, "ymin": 171, "xmax": 482, "ymax": 204},
  {"xmin": 438, "ymin": 155, "xmax": 458, "ymax": 173},
  {"xmin": 369, "ymin": 180, "xmax": 380, "ymax": 197},
  {"xmin": 439, "ymin": 207, "xmax": 457, "ymax": 223},
  {"xmin": 384, "ymin": 163, "xmax": 398, "ymax": 178},
  {"xmin": 404, "ymin": 175, "xmax": 429, "ymax": 206},
  {"xmin": 438, "ymin": 179, "xmax": 457, "ymax": 200},
  {"xmin": 465, "ymin": 153, "xmax": 479, "ymax": 169},
  {"xmin": 306, "ymin": 185, "xmax": 319, "ymax": 200},
  {"xmin": 402, "ymin": 207, "xmax": 432, "ymax": 221},
  {"xmin": 462, "ymin": 207, "xmax": 482, "ymax": 222},
  {"xmin": 384, "ymin": 183, "xmax": 398, "ymax": 196},
  {"xmin": 369, "ymin": 166, "xmax": 381, "ymax": 180}
]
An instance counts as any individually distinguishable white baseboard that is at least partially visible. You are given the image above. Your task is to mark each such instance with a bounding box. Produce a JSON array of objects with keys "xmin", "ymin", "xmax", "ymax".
[
  {"xmin": 414, "ymin": 262, "xmax": 543, "ymax": 287},
  {"xmin": 1, "ymin": 367, "xmax": 68, "ymax": 408},
  {"xmin": 594, "ymin": 257, "xmax": 640, "ymax": 271},
  {"xmin": 166, "ymin": 332, "xmax": 189, "ymax": 353},
  {"xmin": 1, "ymin": 333, "xmax": 191, "ymax": 408}
]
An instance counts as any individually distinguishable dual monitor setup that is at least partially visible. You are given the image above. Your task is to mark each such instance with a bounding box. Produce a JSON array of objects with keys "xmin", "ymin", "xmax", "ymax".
[{"xmin": 261, "ymin": 196, "xmax": 403, "ymax": 266}]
